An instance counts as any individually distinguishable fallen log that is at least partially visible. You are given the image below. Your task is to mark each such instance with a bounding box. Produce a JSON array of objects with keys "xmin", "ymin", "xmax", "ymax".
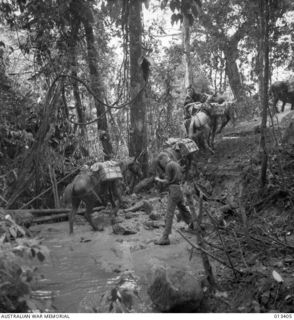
[
  {"xmin": 33, "ymin": 213, "xmax": 69, "ymax": 224},
  {"xmin": 1, "ymin": 206, "xmax": 108, "ymax": 226},
  {"xmin": 33, "ymin": 207, "xmax": 111, "ymax": 225},
  {"xmin": 3, "ymin": 209, "xmax": 71, "ymax": 216},
  {"xmin": 2, "ymin": 206, "xmax": 105, "ymax": 216}
]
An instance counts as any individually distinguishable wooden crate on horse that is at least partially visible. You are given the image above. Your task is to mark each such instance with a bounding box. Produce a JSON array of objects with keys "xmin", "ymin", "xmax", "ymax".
[
  {"xmin": 91, "ymin": 161, "xmax": 123, "ymax": 181},
  {"xmin": 165, "ymin": 137, "xmax": 199, "ymax": 154},
  {"xmin": 164, "ymin": 137, "xmax": 199, "ymax": 178},
  {"xmin": 177, "ymin": 138, "xmax": 199, "ymax": 156}
]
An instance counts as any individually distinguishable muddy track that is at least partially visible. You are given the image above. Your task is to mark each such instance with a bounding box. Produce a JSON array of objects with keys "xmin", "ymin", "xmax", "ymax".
[{"xmin": 31, "ymin": 111, "xmax": 294, "ymax": 313}]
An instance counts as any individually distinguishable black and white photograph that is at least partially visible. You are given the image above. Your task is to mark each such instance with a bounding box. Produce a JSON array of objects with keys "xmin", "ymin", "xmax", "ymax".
[{"xmin": 0, "ymin": 0, "xmax": 294, "ymax": 315}]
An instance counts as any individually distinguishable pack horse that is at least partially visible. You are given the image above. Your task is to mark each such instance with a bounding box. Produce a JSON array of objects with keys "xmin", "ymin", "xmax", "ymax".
[
  {"xmin": 65, "ymin": 161, "xmax": 123, "ymax": 234},
  {"xmin": 188, "ymin": 100, "xmax": 236, "ymax": 152}
]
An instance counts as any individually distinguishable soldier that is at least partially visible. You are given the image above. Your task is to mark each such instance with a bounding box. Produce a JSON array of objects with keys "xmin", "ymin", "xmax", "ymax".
[
  {"xmin": 154, "ymin": 152, "xmax": 192, "ymax": 245},
  {"xmin": 184, "ymin": 85, "xmax": 209, "ymax": 120}
]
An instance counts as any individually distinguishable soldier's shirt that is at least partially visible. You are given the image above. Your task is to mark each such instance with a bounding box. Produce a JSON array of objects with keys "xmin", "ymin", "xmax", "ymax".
[{"xmin": 165, "ymin": 161, "xmax": 183, "ymax": 185}]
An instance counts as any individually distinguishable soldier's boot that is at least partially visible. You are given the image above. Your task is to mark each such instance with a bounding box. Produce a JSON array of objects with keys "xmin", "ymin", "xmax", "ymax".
[
  {"xmin": 155, "ymin": 214, "xmax": 172, "ymax": 245},
  {"xmin": 154, "ymin": 235, "xmax": 170, "ymax": 245}
]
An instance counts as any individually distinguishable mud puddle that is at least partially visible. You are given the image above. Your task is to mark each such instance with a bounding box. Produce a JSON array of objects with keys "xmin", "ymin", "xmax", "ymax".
[{"xmin": 31, "ymin": 215, "xmax": 204, "ymax": 313}]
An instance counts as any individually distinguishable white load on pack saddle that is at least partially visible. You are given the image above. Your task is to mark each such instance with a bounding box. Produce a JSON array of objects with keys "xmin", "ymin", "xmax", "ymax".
[
  {"xmin": 164, "ymin": 137, "xmax": 199, "ymax": 157},
  {"xmin": 185, "ymin": 102, "xmax": 203, "ymax": 117},
  {"xmin": 90, "ymin": 160, "xmax": 123, "ymax": 181}
]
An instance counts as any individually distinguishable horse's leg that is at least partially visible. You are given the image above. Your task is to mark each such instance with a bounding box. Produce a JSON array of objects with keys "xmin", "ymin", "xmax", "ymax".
[
  {"xmin": 203, "ymin": 126, "xmax": 214, "ymax": 154},
  {"xmin": 281, "ymin": 101, "xmax": 286, "ymax": 112},
  {"xmin": 217, "ymin": 114, "xmax": 230, "ymax": 134},
  {"xmin": 188, "ymin": 118, "xmax": 195, "ymax": 139},
  {"xmin": 210, "ymin": 129, "xmax": 215, "ymax": 149},
  {"xmin": 115, "ymin": 180, "xmax": 123, "ymax": 210},
  {"xmin": 189, "ymin": 153, "xmax": 198, "ymax": 178},
  {"xmin": 184, "ymin": 119, "xmax": 190, "ymax": 137},
  {"xmin": 85, "ymin": 199, "xmax": 101, "ymax": 231},
  {"xmin": 129, "ymin": 175, "xmax": 135, "ymax": 194},
  {"xmin": 273, "ymin": 98, "xmax": 279, "ymax": 113},
  {"xmin": 209, "ymin": 116, "xmax": 217, "ymax": 148},
  {"xmin": 109, "ymin": 181, "xmax": 121, "ymax": 223},
  {"xmin": 69, "ymin": 198, "xmax": 80, "ymax": 234},
  {"xmin": 185, "ymin": 156, "xmax": 191, "ymax": 179}
]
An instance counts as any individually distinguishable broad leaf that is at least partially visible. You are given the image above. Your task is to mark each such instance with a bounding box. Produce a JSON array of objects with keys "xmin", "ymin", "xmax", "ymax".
[{"xmin": 272, "ymin": 270, "xmax": 284, "ymax": 283}]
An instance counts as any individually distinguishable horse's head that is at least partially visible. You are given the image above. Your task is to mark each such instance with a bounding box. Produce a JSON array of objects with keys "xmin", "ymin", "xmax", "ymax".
[
  {"xmin": 189, "ymin": 102, "xmax": 202, "ymax": 116},
  {"xmin": 207, "ymin": 93, "xmax": 226, "ymax": 104},
  {"xmin": 129, "ymin": 158, "xmax": 143, "ymax": 179},
  {"xmin": 206, "ymin": 94, "xmax": 214, "ymax": 103},
  {"xmin": 186, "ymin": 86, "xmax": 195, "ymax": 97},
  {"xmin": 201, "ymin": 102, "xmax": 214, "ymax": 118}
]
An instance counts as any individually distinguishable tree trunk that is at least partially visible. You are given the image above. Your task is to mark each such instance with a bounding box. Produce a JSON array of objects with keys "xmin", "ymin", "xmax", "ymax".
[
  {"xmin": 166, "ymin": 100, "xmax": 173, "ymax": 136},
  {"xmin": 219, "ymin": 68, "xmax": 223, "ymax": 92},
  {"xmin": 260, "ymin": 0, "xmax": 270, "ymax": 188},
  {"xmin": 69, "ymin": 19, "xmax": 86, "ymax": 137},
  {"xmin": 72, "ymin": 72, "xmax": 86, "ymax": 136},
  {"xmin": 128, "ymin": 0, "xmax": 148, "ymax": 174},
  {"xmin": 256, "ymin": 40, "xmax": 264, "ymax": 101},
  {"xmin": 214, "ymin": 69, "xmax": 217, "ymax": 92},
  {"xmin": 165, "ymin": 77, "xmax": 173, "ymax": 134},
  {"xmin": 82, "ymin": 18, "xmax": 113, "ymax": 160},
  {"xmin": 219, "ymin": 54, "xmax": 225, "ymax": 92},
  {"xmin": 224, "ymin": 46, "xmax": 245, "ymax": 99},
  {"xmin": 223, "ymin": 74, "xmax": 227, "ymax": 93},
  {"xmin": 182, "ymin": 13, "xmax": 193, "ymax": 88}
]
